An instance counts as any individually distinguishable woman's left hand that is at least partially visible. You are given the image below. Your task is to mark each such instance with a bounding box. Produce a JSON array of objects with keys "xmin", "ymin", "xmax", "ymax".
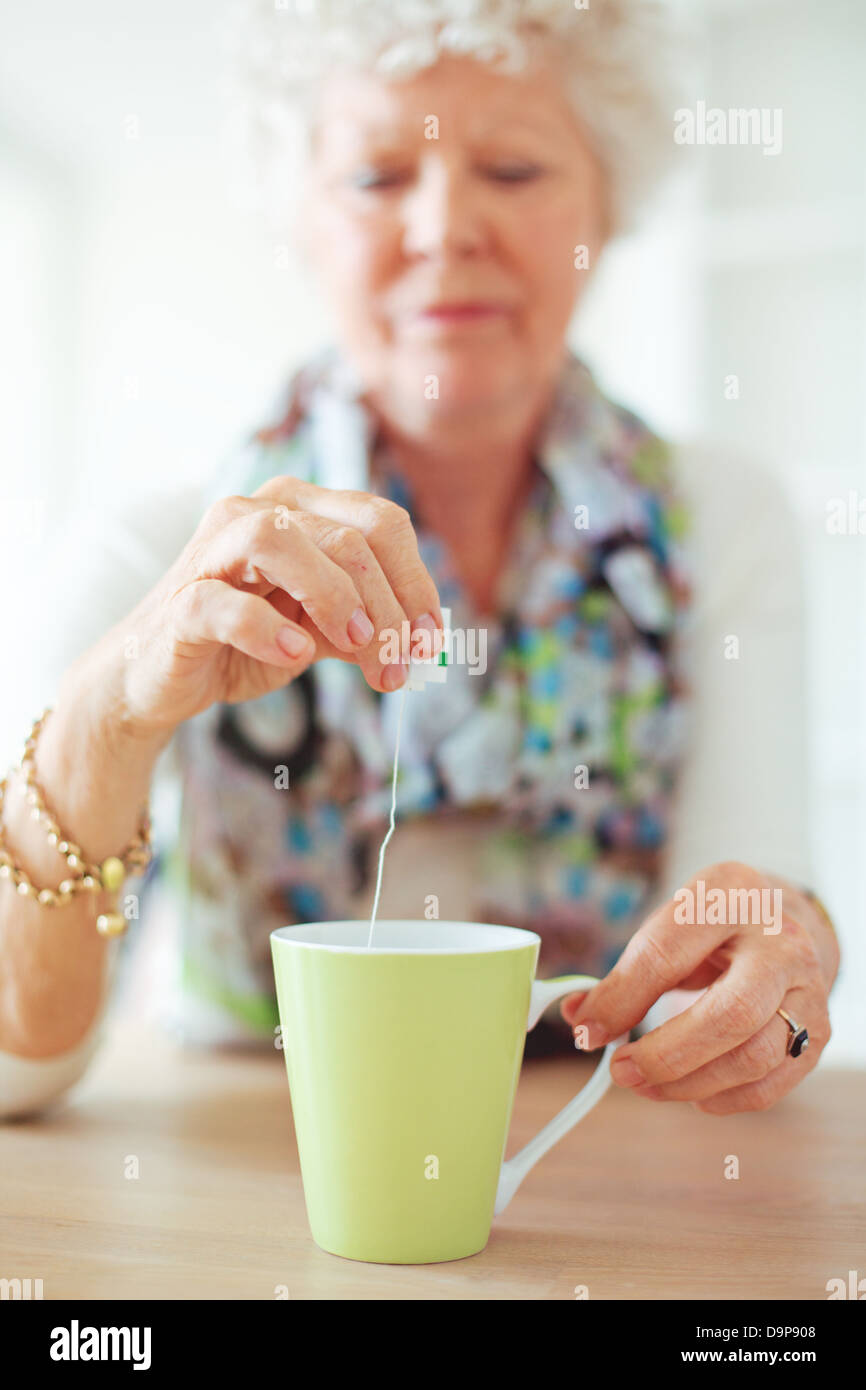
[{"xmin": 561, "ymin": 862, "xmax": 839, "ymax": 1114}]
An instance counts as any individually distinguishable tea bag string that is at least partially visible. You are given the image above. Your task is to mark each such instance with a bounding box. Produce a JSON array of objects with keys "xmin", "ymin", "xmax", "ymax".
[{"xmin": 366, "ymin": 683, "xmax": 408, "ymax": 949}]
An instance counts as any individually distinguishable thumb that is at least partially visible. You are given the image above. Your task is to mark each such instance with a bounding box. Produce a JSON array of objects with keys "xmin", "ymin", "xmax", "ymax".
[{"xmin": 559, "ymin": 990, "xmax": 590, "ymax": 1027}]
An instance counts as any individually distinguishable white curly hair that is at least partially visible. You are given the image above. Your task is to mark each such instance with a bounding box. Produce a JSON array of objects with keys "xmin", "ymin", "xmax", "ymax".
[{"xmin": 220, "ymin": 0, "xmax": 681, "ymax": 239}]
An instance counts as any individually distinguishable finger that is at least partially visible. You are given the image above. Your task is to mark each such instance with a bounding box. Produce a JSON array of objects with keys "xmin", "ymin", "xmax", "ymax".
[
  {"xmin": 693, "ymin": 1045, "xmax": 821, "ymax": 1115},
  {"xmin": 261, "ymin": 478, "xmax": 443, "ymax": 635},
  {"xmin": 676, "ymin": 957, "xmax": 729, "ymax": 991},
  {"xmin": 294, "ymin": 513, "xmax": 412, "ymax": 692},
  {"xmin": 606, "ymin": 943, "xmax": 789, "ymax": 1086},
  {"xmin": 171, "ymin": 579, "xmax": 315, "ymax": 668},
  {"xmin": 199, "ymin": 506, "xmax": 373, "ymax": 658},
  {"xmin": 627, "ymin": 985, "xmax": 823, "ymax": 1101},
  {"xmin": 262, "ymin": 581, "xmax": 405, "ymax": 694},
  {"xmin": 566, "ymin": 898, "xmax": 734, "ymax": 1048},
  {"xmin": 187, "ymin": 493, "xmax": 262, "ymax": 545}
]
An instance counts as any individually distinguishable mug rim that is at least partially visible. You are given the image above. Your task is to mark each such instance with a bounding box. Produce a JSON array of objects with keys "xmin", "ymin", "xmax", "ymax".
[{"xmin": 270, "ymin": 919, "xmax": 541, "ymax": 955}]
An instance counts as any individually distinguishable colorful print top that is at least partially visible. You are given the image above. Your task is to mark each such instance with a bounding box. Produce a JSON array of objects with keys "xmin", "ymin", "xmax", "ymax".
[{"xmin": 157, "ymin": 345, "xmax": 691, "ymax": 1043}]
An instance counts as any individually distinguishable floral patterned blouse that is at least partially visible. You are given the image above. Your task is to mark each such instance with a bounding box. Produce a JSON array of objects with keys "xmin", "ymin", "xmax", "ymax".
[{"xmin": 156, "ymin": 344, "xmax": 691, "ymax": 1044}]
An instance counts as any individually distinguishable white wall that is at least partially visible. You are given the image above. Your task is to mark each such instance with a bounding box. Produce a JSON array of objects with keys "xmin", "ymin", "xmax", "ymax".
[{"xmin": 1, "ymin": 0, "xmax": 863, "ymax": 1058}]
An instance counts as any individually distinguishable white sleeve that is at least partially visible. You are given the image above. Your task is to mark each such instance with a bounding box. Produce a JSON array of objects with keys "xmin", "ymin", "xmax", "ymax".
[
  {"xmin": 0, "ymin": 482, "xmax": 205, "ymax": 1119},
  {"xmin": 7, "ymin": 482, "xmax": 206, "ymax": 738},
  {"xmin": 659, "ymin": 441, "xmax": 812, "ymax": 898}
]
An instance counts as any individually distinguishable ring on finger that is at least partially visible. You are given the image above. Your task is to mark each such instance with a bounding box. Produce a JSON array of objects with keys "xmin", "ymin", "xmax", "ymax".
[{"xmin": 776, "ymin": 1007, "xmax": 809, "ymax": 1058}]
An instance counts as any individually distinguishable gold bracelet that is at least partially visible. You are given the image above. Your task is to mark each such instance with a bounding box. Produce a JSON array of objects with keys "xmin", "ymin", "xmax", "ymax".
[{"xmin": 0, "ymin": 707, "xmax": 153, "ymax": 936}]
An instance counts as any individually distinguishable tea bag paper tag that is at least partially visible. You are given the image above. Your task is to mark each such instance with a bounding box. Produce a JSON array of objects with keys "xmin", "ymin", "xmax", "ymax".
[{"xmin": 406, "ymin": 606, "xmax": 450, "ymax": 690}]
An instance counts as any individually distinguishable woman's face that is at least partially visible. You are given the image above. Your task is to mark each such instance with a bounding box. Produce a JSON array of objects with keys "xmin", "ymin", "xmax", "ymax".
[{"xmin": 301, "ymin": 52, "xmax": 609, "ymax": 421}]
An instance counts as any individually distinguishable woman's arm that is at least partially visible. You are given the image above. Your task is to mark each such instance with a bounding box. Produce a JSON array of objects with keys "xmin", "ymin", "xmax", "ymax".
[
  {"xmin": 0, "ymin": 654, "xmax": 173, "ymax": 1059},
  {"xmin": 1, "ymin": 465, "xmax": 443, "ymax": 1116},
  {"xmin": 661, "ymin": 442, "xmax": 840, "ymax": 992},
  {"xmin": 660, "ymin": 441, "xmax": 813, "ymax": 893},
  {"xmin": 562, "ymin": 444, "xmax": 839, "ymax": 1112},
  {"xmin": 0, "ymin": 487, "xmax": 203, "ymax": 1117}
]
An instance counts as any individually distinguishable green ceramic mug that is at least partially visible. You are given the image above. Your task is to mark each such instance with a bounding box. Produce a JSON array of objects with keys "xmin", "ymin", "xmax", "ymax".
[{"xmin": 270, "ymin": 920, "xmax": 629, "ymax": 1264}]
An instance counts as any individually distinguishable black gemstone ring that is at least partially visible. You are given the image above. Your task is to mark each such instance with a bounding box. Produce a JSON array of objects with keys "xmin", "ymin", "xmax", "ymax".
[{"xmin": 777, "ymin": 1007, "xmax": 809, "ymax": 1059}]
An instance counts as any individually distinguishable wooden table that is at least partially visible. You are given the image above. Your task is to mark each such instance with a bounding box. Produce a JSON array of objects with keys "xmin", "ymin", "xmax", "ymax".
[{"xmin": 2, "ymin": 1023, "xmax": 863, "ymax": 1300}]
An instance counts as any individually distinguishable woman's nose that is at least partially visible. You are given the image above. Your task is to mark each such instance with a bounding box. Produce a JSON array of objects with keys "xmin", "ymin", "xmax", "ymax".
[{"xmin": 400, "ymin": 160, "xmax": 488, "ymax": 259}]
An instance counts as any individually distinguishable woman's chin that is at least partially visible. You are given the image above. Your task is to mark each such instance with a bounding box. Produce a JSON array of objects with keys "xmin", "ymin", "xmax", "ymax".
[{"xmin": 392, "ymin": 353, "xmax": 528, "ymax": 417}]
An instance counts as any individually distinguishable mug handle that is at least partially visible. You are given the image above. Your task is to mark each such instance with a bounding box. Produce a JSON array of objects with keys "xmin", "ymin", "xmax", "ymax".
[{"xmin": 494, "ymin": 974, "xmax": 629, "ymax": 1215}]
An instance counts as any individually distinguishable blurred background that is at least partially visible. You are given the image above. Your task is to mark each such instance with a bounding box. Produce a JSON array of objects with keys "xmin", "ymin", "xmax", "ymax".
[{"xmin": 1, "ymin": 0, "xmax": 863, "ymax": 1057}]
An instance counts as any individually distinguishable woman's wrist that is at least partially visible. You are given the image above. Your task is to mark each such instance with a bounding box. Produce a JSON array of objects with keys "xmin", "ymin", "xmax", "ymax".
[
  {"xmin": 774, "ymin": 876, "xmax": 840, "ymax": 993},
  {"xmin": 798, "ymin": 886, "xmax": 840, "ymax": 990},
  {"xmin": 17, "ymin": 655, "xmax": 171, "ymax": 868}
]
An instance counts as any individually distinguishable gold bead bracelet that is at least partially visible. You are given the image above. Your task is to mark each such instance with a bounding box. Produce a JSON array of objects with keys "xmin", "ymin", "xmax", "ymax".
[{"xmin": 0, "ymin": 707, "xmax": 153, "ymax": 935}]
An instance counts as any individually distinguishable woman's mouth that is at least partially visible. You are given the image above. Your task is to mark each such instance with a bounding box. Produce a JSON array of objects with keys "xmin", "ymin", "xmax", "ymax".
[{"xmin": 419, "ymin": 301, "xmax": 509, "ymax": 322}]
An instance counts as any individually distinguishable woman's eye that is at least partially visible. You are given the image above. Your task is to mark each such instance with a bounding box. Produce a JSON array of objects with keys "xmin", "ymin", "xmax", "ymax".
[
  {"xmin": 351, "ymin": 168, "xmax": 408, "ymax": 191},
  {"xmin": 349, "ymin": 163, "xmax": 543, "ymax": 189},
  {"xmin": 485, "ymin": 163, "xmax": 544, "ymax": 183}
]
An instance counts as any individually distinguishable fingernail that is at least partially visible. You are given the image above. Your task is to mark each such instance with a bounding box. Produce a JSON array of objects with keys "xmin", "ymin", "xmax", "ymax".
[
  {"xmin": 347, "ymin": 608, "xmax": 374, "ymax": 645},
  {"xmin": 276, "ymin": 626, "xmax": 312, "ymax": 659},
  {"xmin": 563, "ymin": 991, "xmax": 589, "ymax": 1024},
  {"xmin": 633, "ymin": 1084, "xmax": 663, "ymax": 1100},
  {"xmin": 610, "ymin": 1057, "xmax": 644, "ymax": 1087},
  {"xmin": 382, "ymin": 663, "xmax": 407, "ymax": 691},
  {"xmin": 572, "ymin": 1021, "xmax": 609, "ymax": 1051},
  {"xmin": 410, "ymin": 612, "xmax": 438, "ymax": 659}
]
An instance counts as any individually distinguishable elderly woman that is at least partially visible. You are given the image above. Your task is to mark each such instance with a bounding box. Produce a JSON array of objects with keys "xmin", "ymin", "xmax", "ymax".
[{"xmin": 0, "ymin": 0, "xmax": 838, "ymax": 1122}]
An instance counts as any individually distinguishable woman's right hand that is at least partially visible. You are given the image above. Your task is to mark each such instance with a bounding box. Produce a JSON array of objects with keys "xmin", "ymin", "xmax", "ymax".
[{"xmin": 103, "ymin": 476, "xmax": 444, "ymax": 739}]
